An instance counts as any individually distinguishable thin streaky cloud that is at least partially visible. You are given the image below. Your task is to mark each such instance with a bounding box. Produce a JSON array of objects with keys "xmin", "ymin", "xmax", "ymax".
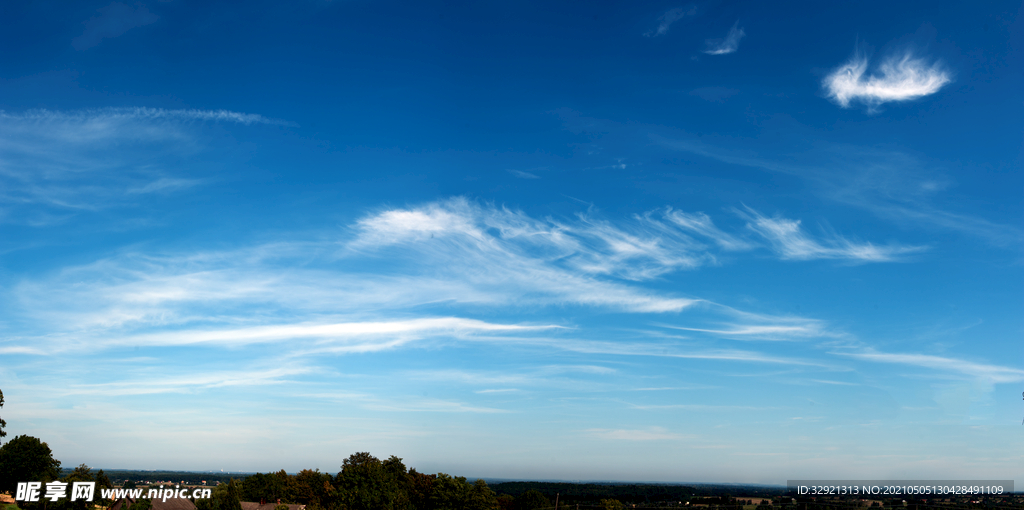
[
  {"xmin": 534, "ymin": 337, "xmax": 834, "ymax": 368},
  {"xmin": 664, "ymin": 324, "xmax": 826, "ymax": 340},
  {"xmin": 126, "ymin": 178, "xmax": 204, "ymax": 195},
  {"xmin": 363, "ymin": 398, "xmax": 511, "ymax": 414},
  {"xmin": 62, "ymin": 366, "xmax": 314, "ymax": 396},
  {"xmin": 823, "ymin": 50, "xmax": 951, "ymax": 110},
  {"xmin": 703, "ymin": 22, "xmax": 744, "ymax": 55},
  {"xmin": 508, "ymin": 169, "xmax": 540, "ymax": 179},
  {"xmin": 740, "ymin": 207, "xmax": 927, "ymax": 262},
  {"xmin": 645, "ymin": 6, "xmax": 696, "ymax": 38},
  {"xmin": 15, "ymin": 317, "xmax": 560, "ymax": 354},
  {"xmin": 0, "ymin": 107, "xmax": 293, "ymax": 127},
  {"xmin": 837, "ymin": 350, "xmax": 1024, "ymax": 384},
  {"xmin": 0, "ymin": 107, "xmax": 292, "ymax": 224},
  {"xmin": 655, "ymin": 135, "xmax": 1022, "ymax": 247},
  {"xmin": 662, "ymin": 209, "xmax": 753, "ymax": 250},
  {"xmin": 586, "ymin": 427, "xmax": 689, "ymax": 441}
]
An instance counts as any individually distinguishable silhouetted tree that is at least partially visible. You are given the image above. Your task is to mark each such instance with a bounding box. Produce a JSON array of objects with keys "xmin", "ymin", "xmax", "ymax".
[
  {"xmin": 224, "ymin": 478, "xmax": 244, "ymax": 510},
  {"xmin": 335, "ymin": 452, "xmax": 411, "ymax": 510},
  {"xmin": 288, "ymin": 469, "xmax": 334, "ymax": 508},
  {"xmin": 405, "ymin": 469, "xmax": 435, "ymax": 510},
  {"xmin": 95, "ymin": 470, "xmax": 114, "ymax": 506},
  {"xmin": 0, "ymin": 389, "xmax": 6, "ymax": 444},
  {"xmin": 513, "ymin": 490, "xmax": 548, "ymax": 510},
  {"xmin": 242, "ymin": 472, "xmax": 286, "ymax": 503},
  {"xmin": 0, "ymin": 435, "xmax": 62, "ymax": 494},
  {"xmin": 465, "ymin": 479, "xmax": 498, "ymax": 510}
]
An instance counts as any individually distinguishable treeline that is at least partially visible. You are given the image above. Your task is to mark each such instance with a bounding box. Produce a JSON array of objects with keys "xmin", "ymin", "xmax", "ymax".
[
  {"xmin": 59, "ymin": 469, "xmax": 239, "ymax": 486},
  {"xmin": 200, "ymin": 452, "xmax": 531, "ymax": 510},
  {"xmin": 489, "ymin": 482, "xmax": 787, "ymax": 506}
]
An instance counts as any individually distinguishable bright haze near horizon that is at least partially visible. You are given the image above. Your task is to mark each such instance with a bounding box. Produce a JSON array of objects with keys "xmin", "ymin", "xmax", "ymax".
[{"xmin": 0, "ymin": 0, "xmax": 1021, "ymax": 485}]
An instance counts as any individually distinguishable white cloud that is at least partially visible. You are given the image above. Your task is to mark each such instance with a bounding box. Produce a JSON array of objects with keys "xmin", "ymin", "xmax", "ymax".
[
  {"xmin": 823, "ymin": 50, "xmax": 951, "ymax": 109},
  {"xmin": 645, "ymin": 7, "xmax": 696, "ymax": 37},
  {"xmin": 703, "ymin": 22, "xmax": 745, "ymax": 55},
  {"xmin": 123, "ymin": 317, "xmax": 557, "ymax": 350},
  {"xmin": 664, "ymin": 324, "xmax": 826, "ymax": 340},
  {"xmin": 663, "ymin": 209, "xmax": 752, "ymax": 250},
  {"xmin": 740, "ymin": 208, "xmax": 926, "ymax": 262},
  {"xmin": 839, "ymin": 350, "xmax": 1024, "ymax": 384},
  {"xmin": 351, "ymin": 198, "xmax": 707, "ymax": 309}
]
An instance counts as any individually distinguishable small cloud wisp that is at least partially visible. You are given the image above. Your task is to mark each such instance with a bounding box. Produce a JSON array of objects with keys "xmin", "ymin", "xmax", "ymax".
[
  {"xmin": 703, "ymin": 22, "xmax": 745, "ymax": 55},
  {"xmin": 645, "ymin": 6, "xmax": 696, "ymax": 37},
  {"xmin": 824, "ymin": 50, "xmax": 951, "ymax": 109}
]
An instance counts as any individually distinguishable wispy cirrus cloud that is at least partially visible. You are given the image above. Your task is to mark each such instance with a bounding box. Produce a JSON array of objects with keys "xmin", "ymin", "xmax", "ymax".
[
  {"xmin": 661, "ymin": 209, "xmax": 752, "ymax": 251},
  {"xmin": 62, "ymin": 365, "xmax": 315, "ymax": 396},
  {"xmin": 645, "ymin": 6, "xmax": 696, "ymax": 38},
  {"xmin": 703, "ymin": 22, "xmax": 745, "ymax": 55},
  {"xmin": 586, "ymin": 426, "xmax": 689, "ymax": 441},
  {"xmin": 350, "ymin": 198, "xmax": 710, "ymax": 307},
  {"xmin": 508, "ymin": 169, "xmax": 540, "ymax": 179},
  {"xmin": 0, "ymin": 107, "xmax": 291, "ymax": 129},
  {"xmin": 740, "ymin": 208, "xmax": 927, "ymax": 262},
  {"xmin": 0, "ymin": 107, "xmax": 291, "ymax": 225},
  {"xmin": 656, "ymin": 135, "xmax": 1021, "ymax": 247},
  {"xmin": 823, "ymin": 50, "xmax": 951, "ymax": 110},
  {"xmin": 6, "ymin": 198, "xmax": 908, "ymax": 360},
  {"xmin": 838, "ymin": 350, "xmax": 1024, "ymax": 384}
]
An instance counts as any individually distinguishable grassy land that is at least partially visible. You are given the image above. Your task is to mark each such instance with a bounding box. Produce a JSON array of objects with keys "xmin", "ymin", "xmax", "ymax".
[{"xmin": 4, "ymin": 503, "xmax": 20, "ymax": 510}]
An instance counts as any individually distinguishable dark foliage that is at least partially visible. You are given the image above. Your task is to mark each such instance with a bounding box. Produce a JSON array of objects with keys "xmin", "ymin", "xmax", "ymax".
[{"xmin": 0, "ymin": 435, "xmax": 62, "ymax": 494}]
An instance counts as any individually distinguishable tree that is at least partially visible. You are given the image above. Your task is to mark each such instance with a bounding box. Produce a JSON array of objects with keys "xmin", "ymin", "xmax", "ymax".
[
  {"xmin": 405, "ymin": 469, "xmax": 435, "ymax": 510},
  {"xmin": 495, "ymin": 494, "xmax": 514, "ymax": 510},
  {"xmin": 223, "ymin": 478, "xmax": 244, "ymax": 510},
  {"xmin": 199, "ymin": 478, "xmax": 244, "ymax": 510},
  {"xmin": 513, "ymin": 490, "xmax": 548, "ymax": 510},
  {"xmin": 242, "ymin": 472, "xmax": 286, "ymax": 503},
  {"xmin": 95, "ymin": 470, "xmax": 114, "ymax": 506},
  {"xmin": 600, "ymin": 499, "xmax": 624, "ymax": 510},
  {"xmin": 0, "ymin": 435, "xmax": 62, "ymax": 493},
  {"xmin": 287, "ymin": 469, "xmax": 334, "ymax": 507},
  {"xmin": 56, "ymin": 464, "xmax": 96, "ymax": 510},
  {"xmin": 0, "ymin": 389, "xmax": 6, "ymax": 444},
  {"xmin": 465, "ymin": 479, "xmax": 498, "ymax": 510},
  {"xmin": 334, "ymin": 452, "xmax": 411, "ymax": 510},
  {"xmin": 428, "ymin": 473, "xmax": 469, "ymax": 510}
]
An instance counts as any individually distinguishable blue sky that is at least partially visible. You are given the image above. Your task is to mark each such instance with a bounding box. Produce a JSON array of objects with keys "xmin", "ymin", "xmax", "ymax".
[{"xmin": 0, "ymin": 0, "xmax": 1021, "ymax": 485}]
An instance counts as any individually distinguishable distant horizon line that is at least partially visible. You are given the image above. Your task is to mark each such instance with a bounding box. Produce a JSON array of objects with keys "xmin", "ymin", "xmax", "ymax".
[{"xmin": 59, "ymin": 468, "xmax": 789, "ymax": 487}]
